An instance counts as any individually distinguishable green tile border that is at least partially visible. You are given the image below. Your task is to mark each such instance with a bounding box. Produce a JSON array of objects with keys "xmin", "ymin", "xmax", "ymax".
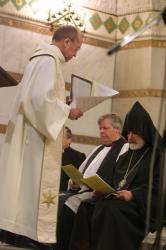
[{"xmin": 0, "ymin": 0, "xmax": 162, "ymax": 35}]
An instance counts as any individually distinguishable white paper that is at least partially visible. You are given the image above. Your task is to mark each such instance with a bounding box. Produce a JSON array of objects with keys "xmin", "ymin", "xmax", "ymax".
[
  {"xmin": 93, "ymin": 82, "xmax": 119, "ymax": 97},
  {"xmin": 70, "ymin": 74, "xmax": 92, "ymax": 100},
  {"xmin": 73, "ymin": 96, "xmax": 110, "ymax": 112},
  {"xmin": 70, "ymin": 75, "xmax": 119, "ymax": 112},
  {"xmin": 72, "ymin": 77, "xmax": 92, "ymax": 97}
]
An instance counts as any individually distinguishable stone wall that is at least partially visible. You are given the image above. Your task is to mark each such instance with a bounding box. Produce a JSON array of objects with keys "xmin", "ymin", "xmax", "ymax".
[
  {"xmin": 0, "ymin": 0, "xmax": 165, "ymax": 154},
  {"xmin": 112, "ymin": 0, "xmax": 166, "ymax": 135}
]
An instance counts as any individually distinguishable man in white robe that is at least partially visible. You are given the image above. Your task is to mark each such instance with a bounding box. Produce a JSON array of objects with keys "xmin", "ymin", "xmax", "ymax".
[{"xmin": 0, "ymin": 25, "xmax": 83, "ymax": 244}]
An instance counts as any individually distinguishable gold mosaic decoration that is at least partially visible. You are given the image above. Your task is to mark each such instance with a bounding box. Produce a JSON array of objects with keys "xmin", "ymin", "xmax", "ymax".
[
  {"xmin": 0, "ymin": 0, "xmax": 9, "ymax": 7},
  {"xmin": 119, "ymin": 17, "xmax": 130, "ymax": 34},
  {"xmin": 104, "ymin": 16, "xmax": 116, "ymax": 33},
  {"xmin": 132, "ymin": 15, "xmax": 143, "ymax": 31},
  {"xmin": 89, "ymin": 13, "xmax": 102, "ymax": 30},
  {"xmin": 11, "ymin": 0, "xmax": 26, "ymax": 10},
  {"xmin": 0, "ymin": 0, "xmax": 163, "ymax": 34}
]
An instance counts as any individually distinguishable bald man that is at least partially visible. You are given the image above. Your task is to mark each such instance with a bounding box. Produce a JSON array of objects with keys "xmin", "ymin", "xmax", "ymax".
[{"xmin": 0, "ymin": 25, "xmax": 83, "ymax": 246}]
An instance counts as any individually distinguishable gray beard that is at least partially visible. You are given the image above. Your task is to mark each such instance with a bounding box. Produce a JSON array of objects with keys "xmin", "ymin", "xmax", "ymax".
[{"xmin": 129, "ymin": 143, "xmax": 144, "ymax": 150}]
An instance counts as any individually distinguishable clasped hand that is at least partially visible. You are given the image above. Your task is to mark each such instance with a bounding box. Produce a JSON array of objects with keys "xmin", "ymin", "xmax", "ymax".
[
  {"xmin": 116, "ymin": 190, "xmax": 133, "ymax": 201},
  {"xmin": 92, "ymin": 190, "xmax": 133, "ymax": 201}
]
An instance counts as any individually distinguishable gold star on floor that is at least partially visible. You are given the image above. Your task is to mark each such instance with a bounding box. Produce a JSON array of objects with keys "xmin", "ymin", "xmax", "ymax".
[{"xmin": 42, "ymin": 190, "xmax": 56, "ymax": 208}]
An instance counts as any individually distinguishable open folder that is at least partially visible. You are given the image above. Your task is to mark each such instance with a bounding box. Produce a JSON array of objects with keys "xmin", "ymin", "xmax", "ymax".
[
  {"xmin": 81, "ymin": 175, "xmax": 117, "ymax": 195},
  {"xmin": 62, "ymin": 164, "xmax": 83, "ymax": 185},
  {"xmin": 70, "ymin": 74, "xmax": 119, "ymax": 112},
  {"xmin": 62, "ymin": 164, "xmax": 117, "ymax": 195}
]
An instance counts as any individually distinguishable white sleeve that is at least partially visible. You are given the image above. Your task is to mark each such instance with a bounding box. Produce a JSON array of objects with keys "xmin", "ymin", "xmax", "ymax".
[
  {"xmin": 21, "ymin": 56, "xmax": 70, "ymax": 140},
  {"xmin": 116, "ymin": 143, "xmax": 129, "ymax": 161},
  {"xmin": 78, "ymin": 145, "xmax": 101, "ymax": 173}
]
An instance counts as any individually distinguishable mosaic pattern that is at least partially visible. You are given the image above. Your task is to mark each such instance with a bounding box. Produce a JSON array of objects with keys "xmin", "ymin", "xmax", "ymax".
[
  {"xmin": 132, "ymin": 15, "xmax": 143, "ymax": 31},
  {"xmin": 145, "ymin": 13, "xmax": 155, "ymax": 25},
  {"xmin": 89, "ymin": 12, "xmax": 156, "ymax": 34},
  {"xmin": 89, "ymin": 13, "xmax": 102, "ymax": 30},
  {"xmin": 103, "ymin": 17, "xmax": 116, "ymax": 33},
  {"xmin": 0, "ymin": 0, "xmax": 160, "ymax": 35},
  {"xmin": 11, "ymin": 0, "xmax": 26, "ymax": 10},
  {"xmin": 119, "ymin": 17, "xmax": 130, "ymax": 34},
  {"xmin": 0, "ymin": 0, "xmax": 9, "ymax": 7}
]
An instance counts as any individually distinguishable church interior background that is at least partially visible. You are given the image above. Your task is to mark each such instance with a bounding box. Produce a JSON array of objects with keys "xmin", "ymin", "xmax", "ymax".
[{"xmin": 0, "ymin": 0, "xmax": 166, "ymax": 247}]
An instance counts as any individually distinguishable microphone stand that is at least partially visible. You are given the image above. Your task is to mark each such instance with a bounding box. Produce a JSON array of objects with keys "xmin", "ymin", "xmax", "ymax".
[
  {"xmin": 107, "ymin": 7, "xmax": 166, "ymax": 56},
  {"xmin": 107, "ymin": 7, "xmax": 166, "ymax": 250},
  {"xmin": 150, "ymin": 53, "xmax": 166, "ymax": 250}
]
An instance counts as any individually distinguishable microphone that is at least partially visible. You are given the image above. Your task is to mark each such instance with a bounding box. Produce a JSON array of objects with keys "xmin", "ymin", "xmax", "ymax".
[
  {"xmin": 107, "ymin": 6, "xmax": 166, "ymax": 56},
  {"xmin": 163, "ymin": 129, "xmax": 166, "ymax": 148},
  {"xmin": 107, "ymin": 42, "xmax": 121, "ymax": 56}
]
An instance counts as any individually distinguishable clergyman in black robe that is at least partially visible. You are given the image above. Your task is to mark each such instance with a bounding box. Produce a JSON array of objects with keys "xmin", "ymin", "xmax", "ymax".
[
  {"xmin": 56, "ymin": 113, "xmax": 128, "ymax": 250},
  {"xmin": 60, "ymin": 126, "xmax": 86, "ymax": 191},
  {"xmin": 68, "ymin": 101, "xmax": 163, "ymax": 250}
]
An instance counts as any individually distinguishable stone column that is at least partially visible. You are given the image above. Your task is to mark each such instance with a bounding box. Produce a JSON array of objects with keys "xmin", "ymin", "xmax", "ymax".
[{"xmin": 112, "ymin": 0, "xmax": 166, "ymax": 135}]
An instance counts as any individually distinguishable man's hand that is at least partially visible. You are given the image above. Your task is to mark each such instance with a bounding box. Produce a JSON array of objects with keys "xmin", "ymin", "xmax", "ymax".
[
  {"xmin": 68, "ymin": 179, "xmax": 80, "ymax": 191},
  {"xmin": 69, "ymin": 108, "xmax": 83, "ymax": 120},
  {"xmin": 116, "ymin": 190, "xmax": 133, "ymax": 201}
]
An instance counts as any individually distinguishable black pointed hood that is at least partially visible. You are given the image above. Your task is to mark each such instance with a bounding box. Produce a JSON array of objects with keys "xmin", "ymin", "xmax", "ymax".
[{"xmin": 122, "ymin": 101, "xmax": 163, "ymax": 149}]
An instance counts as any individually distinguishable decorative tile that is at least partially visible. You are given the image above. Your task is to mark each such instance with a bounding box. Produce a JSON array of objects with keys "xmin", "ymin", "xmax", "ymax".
[
  {"xmin": 132, "ymin": 15, "xmax": 143, "ymax": 31},
  {"xmin": 0, "ymin": 0, "xmax": 9, "ymax": 7},
  {"xmin": 104, "ymin": 16, "xmax": 116, "ymax": 33},
  {"xmin": 145, "ymin": 13, "xmax": 155, "ymax": 25},
  {"xmin": 89, "ymin": 13, "xmax": 103, "ymax": 30},
  {"xmin": 0, "ymin": 1, "xmax": 162, "ymax": 37},
  {"xmin": 11, "ymin": 0, "xmax": 26, "ymax": 10},
  {"xmin": 28, "ymin": 0, "xmax": 40, "ymax": 14},
  {"xmin": 119, "ymin": 17, "xmax": 130, "ymax": 34}
]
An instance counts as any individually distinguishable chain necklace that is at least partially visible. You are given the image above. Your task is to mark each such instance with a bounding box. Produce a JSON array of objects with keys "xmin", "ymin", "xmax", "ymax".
[{"xmin": 118, "ymin": 147, "xmax": 150, "ymax": 190}]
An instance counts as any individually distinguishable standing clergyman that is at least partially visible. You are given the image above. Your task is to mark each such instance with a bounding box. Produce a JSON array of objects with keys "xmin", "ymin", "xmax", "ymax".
[{"xmin": 0, "ymin": 25, "xmax": 83, "ymax": 244}]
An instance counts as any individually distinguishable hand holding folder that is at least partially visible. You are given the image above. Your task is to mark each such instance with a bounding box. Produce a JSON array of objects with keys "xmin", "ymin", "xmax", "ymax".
[
  {"xmin": 62, "ymin": 164, "xmax": 117, "ymax": 195},
  {"xmin": 70, "ymin": 74, "xmax": 119, "ymax": 112},
  {"xmin": 62, "ymin": 164, "xmax": 83, "ymax": 185},
  {"xmin": 80, "ymin": 175, "xmax": 117, "ymax": 195}
]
